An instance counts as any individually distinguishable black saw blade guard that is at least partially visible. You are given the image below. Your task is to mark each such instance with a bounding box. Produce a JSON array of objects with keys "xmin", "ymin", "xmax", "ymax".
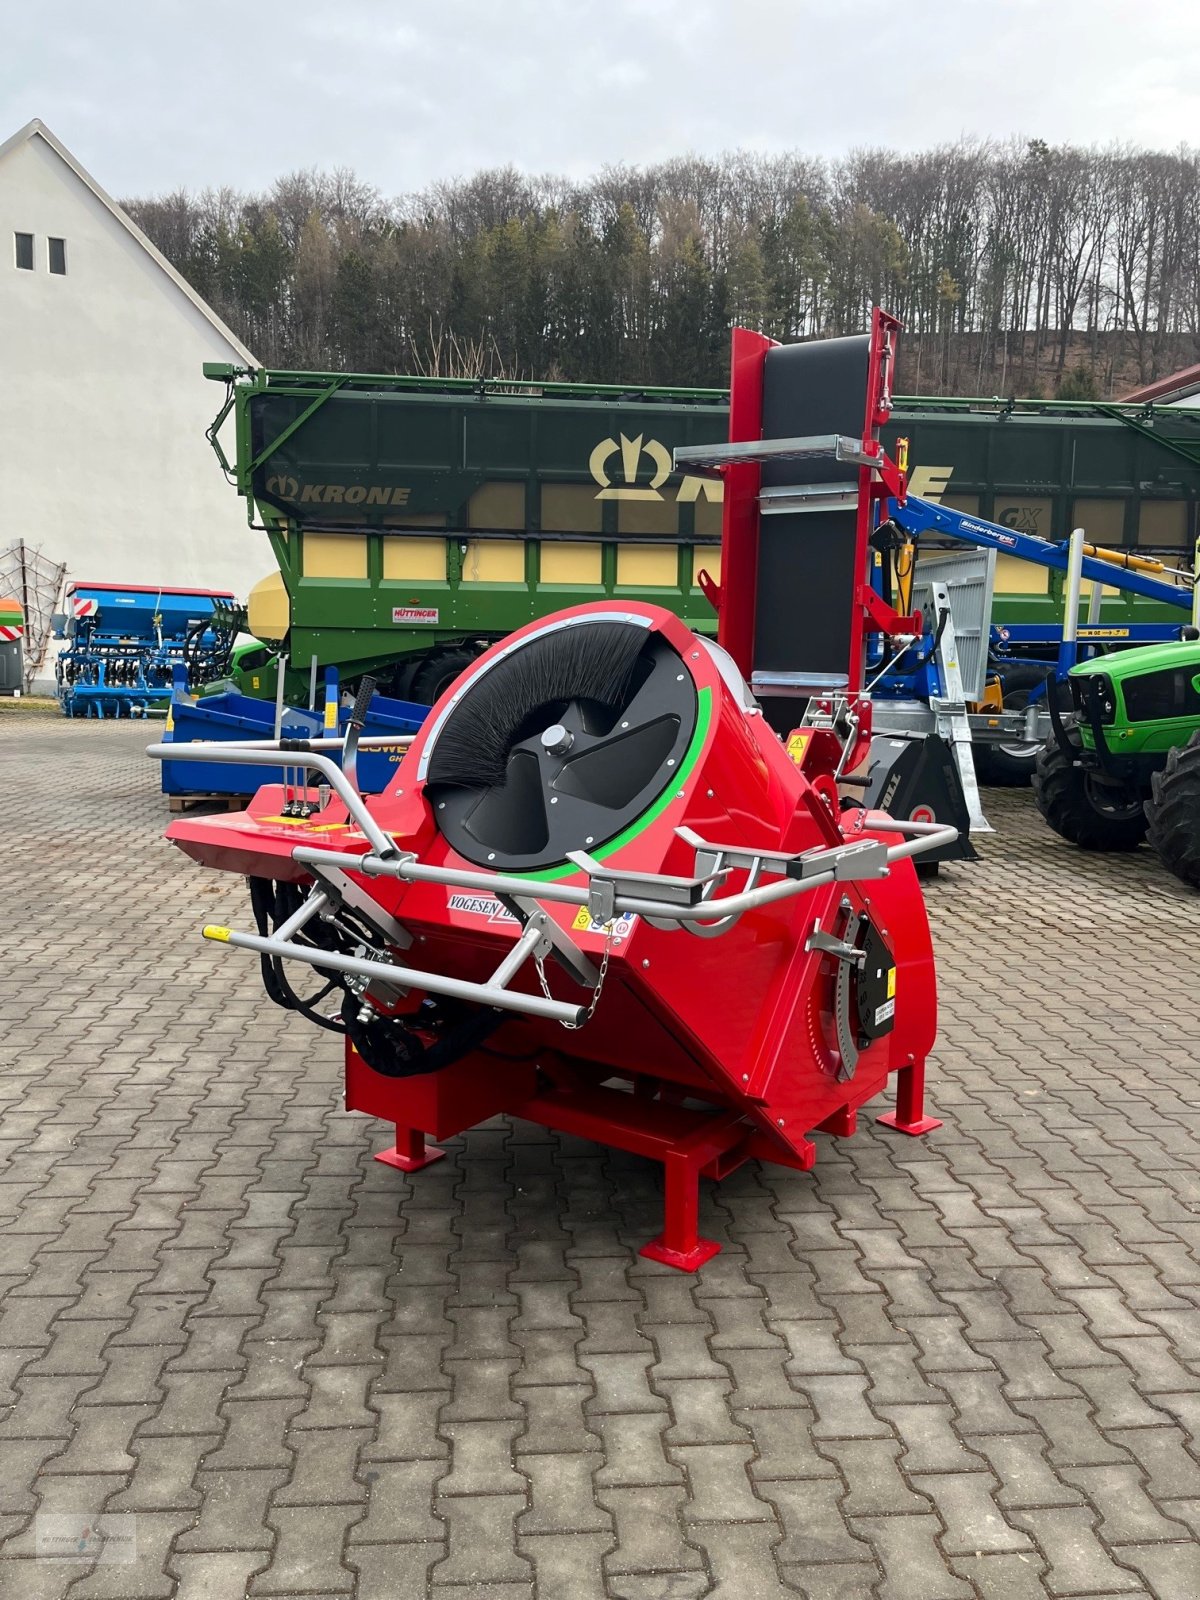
[{"xmin": 423, "ymin": 617, "xmax": 699, "ymax": 872}]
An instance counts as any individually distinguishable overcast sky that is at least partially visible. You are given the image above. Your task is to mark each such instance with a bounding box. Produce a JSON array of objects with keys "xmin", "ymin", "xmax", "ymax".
[{"xmin": 4, "ymin": 0, "xmax": 1199, "ymax": 200}]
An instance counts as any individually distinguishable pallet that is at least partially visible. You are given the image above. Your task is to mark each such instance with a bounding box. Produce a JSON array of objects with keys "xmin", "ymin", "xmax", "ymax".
[{"xmin": 167, "ymin": 792, "xmax": 250, "ymax": 814}]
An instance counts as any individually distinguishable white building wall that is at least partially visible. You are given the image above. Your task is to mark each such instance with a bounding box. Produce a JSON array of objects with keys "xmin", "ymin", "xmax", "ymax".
[{"xmin": 0, "ymin": 132, "xmax": 274, "ymax": 607}]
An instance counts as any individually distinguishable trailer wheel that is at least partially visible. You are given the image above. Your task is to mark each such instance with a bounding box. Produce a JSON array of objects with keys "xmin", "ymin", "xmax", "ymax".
[
  {"xmin": 1033, "ymin": 734, "xmax": 1148, "ymax": 851},
  {"xmin": 975, "ymin": 664, "xmax": 1066, "ymax": 787},
  {"xmin": 1145, "ymin": 731, "xmax": 1200, "ymax": 888},
  {"xmin": 411, "ymin": 647, "xmax": 482, "ymax": 705}
]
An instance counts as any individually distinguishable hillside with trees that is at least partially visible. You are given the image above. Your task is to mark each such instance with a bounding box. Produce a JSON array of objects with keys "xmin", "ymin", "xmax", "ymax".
[{"xmin": 124, "ymin": 139, "xmax": 1200, "ymax": 397}]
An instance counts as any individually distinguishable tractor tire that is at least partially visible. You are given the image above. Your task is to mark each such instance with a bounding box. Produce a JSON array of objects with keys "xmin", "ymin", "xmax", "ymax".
[
  {"xmin": 1032, "ymin": 734, "xmax": 1148, "ymax": 851},
  {"xmin": 1145, "ymin": 731, "xmax": 1200, "ymax": 888},
  {"xmin": 975, "ymin": 664, "xmax": 1067, "ymax": 787},
  {"xmin": 410, "ymin": 646, "xmax": 481, "ymax": 706}
]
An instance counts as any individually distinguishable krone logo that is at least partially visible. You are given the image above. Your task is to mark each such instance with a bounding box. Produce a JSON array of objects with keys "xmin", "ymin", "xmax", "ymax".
[
  {"xmin": 587, "ymin": 434, "xmax": 722, "ymax": 505},
  {"xmin": 589, "ymin": 434, "xmax": 674, "ymax": 501}
]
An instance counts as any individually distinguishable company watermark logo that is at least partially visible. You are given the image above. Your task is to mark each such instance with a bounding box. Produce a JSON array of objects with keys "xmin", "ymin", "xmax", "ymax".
[{"xmin": 36, "ymin": 1514, "xmax": 137, "ymax": 1563}]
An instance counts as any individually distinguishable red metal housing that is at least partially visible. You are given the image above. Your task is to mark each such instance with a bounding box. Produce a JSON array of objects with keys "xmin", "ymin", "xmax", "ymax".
[{"xmin": 168, "ymin": 600, "xmax": 943, "ymax": 1270}]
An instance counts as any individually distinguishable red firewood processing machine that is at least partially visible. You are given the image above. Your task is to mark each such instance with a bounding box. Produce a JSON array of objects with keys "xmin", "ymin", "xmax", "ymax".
[{"xmin": 151, "ymin": 310, "xmax": 955, "ymax": 1270}]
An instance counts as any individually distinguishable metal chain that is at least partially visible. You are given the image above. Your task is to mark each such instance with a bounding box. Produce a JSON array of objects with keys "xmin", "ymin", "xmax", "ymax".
[{"xmin": 535, "ymin": 925, "xmax": 614, "ymax": 1030}]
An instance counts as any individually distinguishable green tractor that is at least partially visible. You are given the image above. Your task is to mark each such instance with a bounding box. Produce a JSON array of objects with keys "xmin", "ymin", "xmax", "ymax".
[{"xmin": 1033, "ymin": 637, "xmax": 1200, "ymax": 886}]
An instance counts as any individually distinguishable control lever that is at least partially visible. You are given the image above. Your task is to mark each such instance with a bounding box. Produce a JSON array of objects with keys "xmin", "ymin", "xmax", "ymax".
[{"xmin": 343, "ymin": 674, "xmax": 377, "ymax": 797}]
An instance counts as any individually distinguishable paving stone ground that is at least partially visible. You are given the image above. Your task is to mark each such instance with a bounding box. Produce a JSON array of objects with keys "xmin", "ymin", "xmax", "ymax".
[{"xmin": 2, "ymin": 712, "xmax": 1199, "ymax": 1600}]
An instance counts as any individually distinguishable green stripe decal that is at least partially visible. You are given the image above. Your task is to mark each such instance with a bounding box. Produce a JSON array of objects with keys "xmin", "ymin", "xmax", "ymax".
[{"xmin": 518, "ymin": 685, "xmax": 713, "ymax": 883}]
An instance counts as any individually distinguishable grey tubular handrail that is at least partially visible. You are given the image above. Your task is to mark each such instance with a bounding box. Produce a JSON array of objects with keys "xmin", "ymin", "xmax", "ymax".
[
  {"xmin": 291, "ymin": 819, "xmax": 959, "ymax": 927},
  {"xmin": 145, "ymin": 742, "xmax": 398, "ymax": 860},
  {"xmin": 204, "ymin": 926, "xmax": 585, "ymax": 1026},
  {"xmin": 188, "ymin": 734, "xmax": 414, "ymax": 753}
]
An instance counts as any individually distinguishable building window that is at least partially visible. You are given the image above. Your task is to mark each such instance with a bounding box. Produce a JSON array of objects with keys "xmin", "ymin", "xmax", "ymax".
[
  {"xmin": 15, "ymin": 232, "xmax": 34, "ymax": 270},
  {"xmin": 48, "ymin": 237, "xmax": 66, "ymax": 275}
]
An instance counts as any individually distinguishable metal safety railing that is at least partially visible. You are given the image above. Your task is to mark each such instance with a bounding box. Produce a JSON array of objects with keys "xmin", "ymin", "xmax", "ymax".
[{"xmin": 148, "ymin": 736, "xmax": 957, "ymax": 1028}]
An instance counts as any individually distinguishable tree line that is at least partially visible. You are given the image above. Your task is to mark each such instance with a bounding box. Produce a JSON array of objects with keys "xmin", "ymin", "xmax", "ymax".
[{"xmin": 123, "ymin": 140, "xmax": 1200, "ymax": 398}]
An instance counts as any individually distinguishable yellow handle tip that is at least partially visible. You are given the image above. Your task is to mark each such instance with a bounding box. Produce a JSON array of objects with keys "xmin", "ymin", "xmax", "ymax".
[{"xmin": 202, "ymin": 925, "xmax": 231, "ymax": 942}]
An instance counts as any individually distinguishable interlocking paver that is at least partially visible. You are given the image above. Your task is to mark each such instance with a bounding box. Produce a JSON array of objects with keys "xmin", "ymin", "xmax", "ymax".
[
  {"xmin": 431, "ymin": 1495, "xmax": 533, "ymax": 1586},
  {"xmin": 515, "ymin": 1382, "xmax": 601, "ymax": 1455},
  {"xmin": 363, "ymin": 1389, "xmax": 449, "ymax": 1460},
  {"xmin": 167, "ymin": 1550, "xmax": 273, "ymax": 1600},
  {"xmin": 1106, "ymin": 1425, "xmax": 1200, "ymax": 1498},
  {"xmin": 850, "ymin": 1513, "xmax": 974, "ymax": 1599},
  {"xmin": 1008, "ymin": 1505, "xmax": 1145, "ymax": 1594},
  {"xmin": 1112, "ymin": 1542, "xmax": 1200, "ymax": 1598},
  {"xmin": 582, "ymin": 1352, "xmax": 666, "ymax": 1416},
  {"xmin": 109, "ymin": 1433, "xmax": 218, "ymax": 1510},
  {"xmin": 253, "ymin": 1503, "xmax": 363, "ymax": 1594},
  {"xmin": 174, "ymin": 1468, "xmax": 286, "ymax": 1552},
  {"xmin": 518, "ymin": 1532, "xmax": 613, "ymax": 1600},
  {"xmin": 517, "ymin": 1452, "xmax": 611, "ymax": 1534},
  {"xmin": 274, "ymin": 1424, "xmax": 372, "ymax": 1504},
  {"xmin": 767, "ymin": 1478, "xmax": 876, "ymax": 1564},
  {"xmin": 598, "ymin": 1486, "xmax": 704, "ymax": 1579},
  {"xmin": 820, "ymin": 1434, "xmax": 935, "ymax": 1515},
  {"xmin": 68, "ymin": 1510, "xmax": 196, "ymax": 1598},
  {"xmin": 591, "ymin": 1412, "xmax": 682, "ymax": 1486},
  {"xmin": 348, "ymin": 1544, "xmax": 443, "ymax": 1600},
  {"xmin": 350, "ymin": 1459, "xmax": 446, "ymax": 1542},
  {"xmin": 673, "ymin": 1442, "xmax": 771, "ymax": 1523}
]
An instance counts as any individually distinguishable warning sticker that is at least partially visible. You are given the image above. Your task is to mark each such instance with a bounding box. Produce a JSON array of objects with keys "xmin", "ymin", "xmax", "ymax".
[
  {"xmin": 785, "ymin": 731, "xmax": 811, "ymax": 766},
  {"xmin": 571, "ymin": 908, "xmax": 638, "ymax": 942},
  {"xmin": 447, "ymin": 893, "xmax": 519, "ymax": 924},
  {"xmin": 393, "ymin": 606, "xmax": 439, "ymax": 625},
  {"xmin": 886, "ymin": 968, "xmax": 896, "ymax": 1000}
]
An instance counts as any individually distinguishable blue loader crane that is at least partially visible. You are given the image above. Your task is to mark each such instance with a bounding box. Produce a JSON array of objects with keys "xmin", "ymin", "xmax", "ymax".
[{"xmin": 863, "ymin": 494, "xmax": 1197, "ymax": 786}]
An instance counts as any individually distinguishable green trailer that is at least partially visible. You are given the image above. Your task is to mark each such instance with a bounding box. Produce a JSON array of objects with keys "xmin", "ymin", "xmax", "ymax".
[{"xmin": 204, "ymin": 364, "xmax": 1200, "ymax": 701}]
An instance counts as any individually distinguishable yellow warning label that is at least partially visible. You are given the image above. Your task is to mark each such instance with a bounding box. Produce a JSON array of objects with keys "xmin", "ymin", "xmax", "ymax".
[
  {"xmin": 257, "ymin": 816, "xmax": 352, "ymax": 831},
  {"xmin": 571, "ymin": 907, "xmax": 638, "ymax": 940},
  {"xmin": 786, "ymin": 731, "xmax": 811, "ymax": 766},
  {"xmin": 1078, "ymin": 627, "xmax": 1131, "ymax": 639},
  {"xmin": 887, "ymin": 968, "xmax": 896, "ymax": 999},
  {"xmin": 164, "ymin": 707, "xmax": 174, "ymax": 732},
  {"xmin": 324, "ymin": 698, "xmax": 338, "ymax": 730}
]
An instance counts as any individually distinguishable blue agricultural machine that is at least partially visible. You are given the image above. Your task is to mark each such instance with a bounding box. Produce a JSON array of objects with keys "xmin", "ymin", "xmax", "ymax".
[
  {"xmin": 56, "ymin": 581, "xmax": 237, "ymax": 718},
  {"xmin": 160, "ymin": 665, "xmax": 429, "ymax": 802}
]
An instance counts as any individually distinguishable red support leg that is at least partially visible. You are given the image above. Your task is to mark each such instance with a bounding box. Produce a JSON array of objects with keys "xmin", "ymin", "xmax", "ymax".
[
  {"xmin": 375, "ymin": 1125, "xmax": 446, "ymax": 1172},
  {"xmin": 818, "ymin": 1105, "xmax": 857, "ymax": 1138},
  {"xmin": 877, "ymin": 1058, "xmax": 942, "ymax": 1137},
  {"xmin": 639, "ymin": 1150, "xmax": 720, "ymax": 1272}
]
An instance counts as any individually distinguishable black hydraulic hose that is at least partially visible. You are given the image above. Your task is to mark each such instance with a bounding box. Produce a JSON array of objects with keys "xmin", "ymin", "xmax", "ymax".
[
  {"xmin": 245, "ymin": 879, "xmax": 507, "ymax": 1068},
  {"xmin": 247, "ymin": 877, "xmax": 347, "ymax": 1033}
]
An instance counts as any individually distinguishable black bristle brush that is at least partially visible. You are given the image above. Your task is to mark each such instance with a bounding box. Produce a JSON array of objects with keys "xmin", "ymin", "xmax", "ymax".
[{"xmin": 426, "ymin": 619, "xmax": 648, "ymax": 790}]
